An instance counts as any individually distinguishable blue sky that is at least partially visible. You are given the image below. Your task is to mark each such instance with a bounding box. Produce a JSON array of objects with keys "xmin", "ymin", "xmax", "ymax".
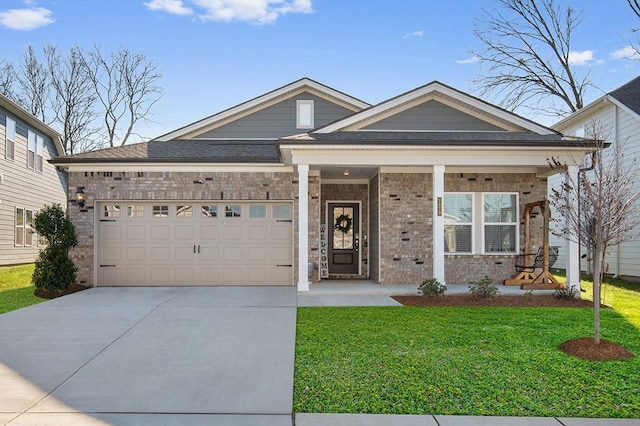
[{"xmin": 1, "ymin": 0, "xmax": 640, "ymax": 140}]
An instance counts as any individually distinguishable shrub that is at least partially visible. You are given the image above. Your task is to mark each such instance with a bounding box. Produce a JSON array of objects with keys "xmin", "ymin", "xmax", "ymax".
[
  {"xmin": 523, "ymin": 289, "xmax": 534, "ymax": 301},
  {"xmin": 32, "ymin": 204, "xmax": 78, "ymax": 292},
  {"xmin": 469, "ymin": 275, "xmax": 499, "ymax": 298},
  {"xmin": 553, "ymin": 285, "xmax": 577, "ymax": 300},
  {"xmin": 418, "ymin": 278, "xmax": 446, "ymax": 297}
]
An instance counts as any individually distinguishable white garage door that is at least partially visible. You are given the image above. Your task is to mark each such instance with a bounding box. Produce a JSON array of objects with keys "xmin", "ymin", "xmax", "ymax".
[{"xmin": 97, "ymin": 201, "xmax": 293, "ymax": 286}]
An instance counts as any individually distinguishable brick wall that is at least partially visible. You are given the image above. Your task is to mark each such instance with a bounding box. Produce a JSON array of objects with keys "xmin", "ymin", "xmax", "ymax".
[
  {"xmin": 378, "ymin": 172, "xmax": 547, "ymax": 285},
  {"xmin": 68, "ymin": 170, "xmax": 316, "ymax": 286}
]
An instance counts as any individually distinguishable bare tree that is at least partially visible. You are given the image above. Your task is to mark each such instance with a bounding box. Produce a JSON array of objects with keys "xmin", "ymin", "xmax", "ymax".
[
  {"xmin": 84, "ymin": 46, "xmax": 163, "ymax": 147},
  {"xmin": 16, "ymin": 45, "xmax": 50, "ymax": 122},
  {"xmin": 471, "ymin": 0, "xmax": 594, "ymax": 117},
  {"xmin": 44, "ymin": 45, "xmax": 101, "ymax": 154},
  {"xmin": 550, "ymin": 121, "xmax": 640, "ymax": 344},
  {"xmin": 0, "ymin": 59, "xmax": 17, "ymax": 99}
]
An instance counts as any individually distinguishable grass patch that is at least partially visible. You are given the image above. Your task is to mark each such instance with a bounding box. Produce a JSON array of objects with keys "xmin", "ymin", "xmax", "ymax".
[
  {"xmin": 0, "ymin": 264, "xmax": 43, "ymax": 314},
  {"xmin": 295, "ymin": 277, "xmax": 640, "ymax": 417}
]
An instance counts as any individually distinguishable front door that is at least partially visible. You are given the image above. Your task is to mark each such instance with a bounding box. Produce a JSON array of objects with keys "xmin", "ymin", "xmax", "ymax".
[{"xmin": 328, "ymin": 203, "xmax": 359, "ymax": 275}]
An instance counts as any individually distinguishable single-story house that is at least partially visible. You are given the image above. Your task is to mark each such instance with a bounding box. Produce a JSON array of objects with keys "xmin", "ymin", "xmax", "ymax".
[
  {"xmin": 52, "ymin": 78, "xmax": 592, "ymax": 290},
  {"xmin": 0, "ymin": 93, "xmax": 67, "ymax": 266}
]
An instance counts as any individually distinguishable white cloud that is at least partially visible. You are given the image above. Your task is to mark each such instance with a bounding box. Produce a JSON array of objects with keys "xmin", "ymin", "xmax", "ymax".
[
  {"xmin": 144, "ymin": 0, "xmax": 193, "ymax": 15},
  {"xmin": 455, "ymin": 56, "xmax": 479, "ymax": 65},
  {"xmin": 170, "ymin": 0, "xmax": 313, "ymax": 24},
  {"xmin": 403, "ymin": 30, "xmax": 424, "ymax": 39},
  {"xmin": 610, "ymin": 46, "xmax": 640, "ymax": 60},
  {"xmin": 568, "ymin": 50, "xmax": 595, "ymax": 66},
  {"xmin": 0, "ymin": 6, "xmax": 54, "ymax": 30}
]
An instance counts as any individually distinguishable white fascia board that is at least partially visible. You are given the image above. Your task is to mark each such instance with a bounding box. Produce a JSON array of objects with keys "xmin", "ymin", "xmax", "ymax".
[
  {"xmin": 284, "ymin": 145, "xmax": 586, "ymax": 168},
  {"xmin": 62, "ymin": 163, "xmax": 293, "ymax": 173},
  {"xmin": 315, "ymin": 82, "xmax": 555, "ymax": 135},
  {"xmin": 155, "ymin": 79, "xmax": 369, "ymax": 141},
  {"xmin": 552, "ymin": 95, "xmax": 610, "ymax": 132}
]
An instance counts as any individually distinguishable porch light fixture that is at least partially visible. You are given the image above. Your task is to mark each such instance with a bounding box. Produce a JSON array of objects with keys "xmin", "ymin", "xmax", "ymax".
[
  {"xmin": 75, "ymin": 188, "xmax": 85, "ymax": 208},
  {"xmin": 343, "ymin": 170, "xmax": 350, "ymax": 176}
]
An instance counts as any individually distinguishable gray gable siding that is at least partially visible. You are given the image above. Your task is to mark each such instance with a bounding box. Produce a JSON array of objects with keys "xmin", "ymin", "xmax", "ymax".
[
  {"xmin": 0, "ymin": 106, "xmax": 67, "ymax": 266},
  {"xmin": 362, "ymin": 100, "xmax": 504, "ymax": 131},
  {"xmin": 194, "ymin": 92, "xmax": 356, "ymax": 139}
]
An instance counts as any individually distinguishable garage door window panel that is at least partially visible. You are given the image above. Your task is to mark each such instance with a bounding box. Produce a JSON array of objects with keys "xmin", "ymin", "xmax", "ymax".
[
  {"xmin": 250, "ymin": 205, "xmax": 266, "ymax": 218},
  {"xmin": 128, "ymin": 205, "xmax": 145, "ymax": 217},
  {"xmin": 225, "ymin": 205, "xmax": 241, "ymax": 217},
  {"xmin": 273, "ymin": 205, "xmax": 291, "ymax": 219},
  {"xmin": 153, "ymin": 205, "xmax": 169, "ymax": 217},
  {"xmin": 201, "ymin": 205, "xmax": 218, "ymax": 217},
  {"xmin": 104, "ymin": 205, "xmax": 121, "ymax": 217},
  {"xmin": 176, "ymin": 205, "xmax": 193, "ymax": 218}
]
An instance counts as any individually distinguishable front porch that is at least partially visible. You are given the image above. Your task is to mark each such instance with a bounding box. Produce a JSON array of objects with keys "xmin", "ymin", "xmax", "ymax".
[{"xmin": 297, "ymin": 279, "xmax": 561, "ymax": 306}]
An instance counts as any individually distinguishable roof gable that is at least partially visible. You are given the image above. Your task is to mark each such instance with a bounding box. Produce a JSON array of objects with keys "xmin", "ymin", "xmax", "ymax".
[
  {"xmin": 0, "ymin": 93, "xmax": 65, "ymax": 156},
  {"xmin": 609, "ymin": 75, "xmax": 640, "ymax": 116},
  {"xmin": 155, "ymin": 78, "xmax": 370, "ymax": 141},
  {"xmin": 315, "ymin": 81, "xmax": 556, "ymax": 135}
]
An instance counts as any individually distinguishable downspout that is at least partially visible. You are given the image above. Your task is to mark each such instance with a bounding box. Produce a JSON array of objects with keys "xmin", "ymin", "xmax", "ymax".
[{"xmin": 612, "ymin": 102, "xmax": 621, "ymax": 278}]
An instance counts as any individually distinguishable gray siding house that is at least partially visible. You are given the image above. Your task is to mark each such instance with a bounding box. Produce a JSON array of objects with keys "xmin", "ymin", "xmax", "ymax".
[
  {"xmin": 550, "ymin": 75, "xmax": 640, "ymax": 279},
  {"xmin": 0, "ymin": 94, "xmax": 67, "ymax": 266},
  {"xmin": 53, "ymin": 78, "xmax": 593, "ymax": 290}
]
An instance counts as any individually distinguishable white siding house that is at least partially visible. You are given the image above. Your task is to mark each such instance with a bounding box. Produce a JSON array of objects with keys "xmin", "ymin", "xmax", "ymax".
[
  {"xmin": 550, "ymin": 76, "xmax": 640, "ymax": 279},
  {"xmin": 0, "ymin": 94, "xmax": 67, "ymax": 266}
]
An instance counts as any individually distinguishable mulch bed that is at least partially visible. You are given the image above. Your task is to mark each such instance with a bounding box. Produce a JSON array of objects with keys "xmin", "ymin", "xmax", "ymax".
[
  {"xmin": 34, "ymin": 283, "xmax": 90, "ymax": 300},
  {"xmin": 391, "ymin": 294, "xmax": 595, "ymax": 308},
  {"xmin": 392, "ymin": 294, "xmax": 634, "ymax": 361}
]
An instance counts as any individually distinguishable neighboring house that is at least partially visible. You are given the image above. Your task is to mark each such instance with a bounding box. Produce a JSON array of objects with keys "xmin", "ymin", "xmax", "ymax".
[
  {"xmin": 52, "ymin": 78, "xmax": 592, "ymax": 290},
  {"xmin": 551, "ymin": 75, "xmax": 640, "ymax": 280},
  {"xmin": 0, "ymin": 94, "xmax": 68, "ymax": 266}
]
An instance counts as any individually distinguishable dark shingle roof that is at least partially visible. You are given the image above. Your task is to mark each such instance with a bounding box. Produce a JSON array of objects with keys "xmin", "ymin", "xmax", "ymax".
[
  {"xmin": 279, "ymin": 131, "xmax": 584, "ymax": 146},
  {"xmin": 52, "ymin": 140, "xmax": 281, "ymax": 164},
  {"xmin": 609, "ymin": 76, "xmax": 640, "ymax": 116}
]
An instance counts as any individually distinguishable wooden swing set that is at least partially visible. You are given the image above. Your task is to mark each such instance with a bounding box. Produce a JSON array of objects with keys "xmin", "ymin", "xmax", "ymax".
[{"xmin": 503, "ymin": 199, "xmax": 564, "ymax": 289}]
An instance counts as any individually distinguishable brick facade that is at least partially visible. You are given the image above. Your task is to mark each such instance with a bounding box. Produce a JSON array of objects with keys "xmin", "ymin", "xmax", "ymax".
[{"xmin": 68, "ymin": 170, "xmax": 546, "ymax": 287}]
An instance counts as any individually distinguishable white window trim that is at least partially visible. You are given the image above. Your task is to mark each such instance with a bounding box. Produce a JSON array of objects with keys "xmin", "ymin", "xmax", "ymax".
[
  {"xmin": 444, "ymin": 192, "xmax": 474, "ymax": 254},
  {"xmin": 296, "ymin": 100, "xmax": 314, "ymax": 129},
  {"xmin": 444, "ymin": 192, "xmax": 519, "ymax": 255},
  {"xmin": 5, "ymin": 116, "xmax": 16, "ymax": 161},
  {"xmin": 481, "ymin": 192, "xmax": 519, "ymax": 255}
]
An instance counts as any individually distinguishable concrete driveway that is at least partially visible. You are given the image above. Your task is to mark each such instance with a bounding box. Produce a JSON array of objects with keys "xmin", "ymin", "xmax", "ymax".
[{"xmin": 0, "ymin": 287, "xmax": 297, "ymax": 426}]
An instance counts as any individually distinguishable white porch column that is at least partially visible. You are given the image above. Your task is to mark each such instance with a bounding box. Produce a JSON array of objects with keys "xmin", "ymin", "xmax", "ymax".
[
  {"xmin": 565, "ymin": 165, "xmax": 581, "ymax": 291},
  {"xmin": 433, "ymin": 165, "xmax": 446, "ymax": 284},
  {"xmin": 297, "ymin": 164, "xmax": 310, "ymax": 292}
]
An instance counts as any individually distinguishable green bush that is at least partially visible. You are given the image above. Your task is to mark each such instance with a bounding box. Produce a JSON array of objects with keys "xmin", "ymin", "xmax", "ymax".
[
  {"xmin": 32, "ymin": 204, "xmax": 78, "ymax": 292},
  {"xmin": 469, "ymin": 275, "xmax": 499, "ymax": 298},
  {"xmin": 418, "ymin": 278, "xmax": 446, "ymax": 297},
  {"xmin": 553, "ymin": 286, "xmax": 577, "ymax": 300}
]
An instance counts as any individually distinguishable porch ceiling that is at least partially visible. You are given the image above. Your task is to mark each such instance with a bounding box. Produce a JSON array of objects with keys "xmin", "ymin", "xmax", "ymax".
[{"xmin": 316, "ymin": 166, "xmax": 378, "ymax": 180}]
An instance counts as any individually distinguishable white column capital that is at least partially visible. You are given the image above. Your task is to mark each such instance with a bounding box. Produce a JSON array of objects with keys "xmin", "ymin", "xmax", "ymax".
[{"xmin": 297, "ymin": 164, "xmax": 309, "ymax": 173}]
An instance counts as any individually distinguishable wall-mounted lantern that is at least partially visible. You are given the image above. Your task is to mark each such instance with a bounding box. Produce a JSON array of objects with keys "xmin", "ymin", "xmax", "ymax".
[{"xmin": 75, "ymin": 187, "xmax": 85, "ymax": 208}]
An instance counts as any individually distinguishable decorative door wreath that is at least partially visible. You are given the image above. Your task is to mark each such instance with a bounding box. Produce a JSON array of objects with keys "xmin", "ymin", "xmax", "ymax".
[{"xmin": 334, "ymin": 214, "xmax": 353, "ymax": 234}]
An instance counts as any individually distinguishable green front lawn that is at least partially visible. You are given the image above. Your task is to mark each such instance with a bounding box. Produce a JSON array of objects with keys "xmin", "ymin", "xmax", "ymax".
[
  {"xmin": 294, "ymin": 278, "xmax": 640, "ymax": 417},
  {"xmin": 0, "ymin": 264, "xmax": 43, "ymax": 314}
]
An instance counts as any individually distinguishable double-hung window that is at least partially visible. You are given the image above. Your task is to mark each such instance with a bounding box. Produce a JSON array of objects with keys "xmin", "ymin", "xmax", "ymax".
[
  {"xmin": 27, "ymin": 130, "xmax": 44, "ymax": 172},
  {"xmin": 444, "ymin": 193, "xmax": 473, "ymax": 253},
  {"xmin": 15, "ymin": 208, "xmax": 24, "ymax": 246},
  {"xmin": 5, "ymin": 116, "xmax": 15, "ymax": 160},
  {"xmin": 444, "ymin": 192, "xmax": 518, "ymax": 254},
  {"xmin": 483, "ymin": 193, "xmax": 518, "ymax": 253}
]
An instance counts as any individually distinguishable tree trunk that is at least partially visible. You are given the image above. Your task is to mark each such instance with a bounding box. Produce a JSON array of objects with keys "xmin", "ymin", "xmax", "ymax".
[{"xmin": 592, "ymin": 243, "xmax": 602, "ymax": 345}]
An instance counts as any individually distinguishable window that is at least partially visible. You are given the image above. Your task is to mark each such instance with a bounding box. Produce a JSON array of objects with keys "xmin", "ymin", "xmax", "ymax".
[
  {"xmin": 27, "ymin": 130, "xmax": 44, "ymax": 171},
  {"xmin": 103, "ymin": 205, "xmax": 121, "ymax": 218},
  {"xmin": 296, "ymin": 100, "xmax": 314, "ymax": 129},
  {"xmin": 25, "ymin": 210, "xmax": 34, "ymax": 246},
  {"xmin": 36, "ymin": 134, "xmax": 43, "ymax": 172},
  {"xmin": 225, "ymin": 205, "xmax": 241, "ymax": 217},
  {"xmin": 5, "ymin": 116, "xmax": 15, "ymax": 160},
  {"xmin": 201, "ymin": 205, "xmax": 218, "ymax": 217},
  {"xmin": 176, "ymin": 205, "xmax": 193, "ymax": 218},
  {"xmin": 273, "ymin": 205, "xmax": 291, "ymax": 219},
  {"xmin": 15, "ymin": 208, "xmax": 24, "ymax": 246},
  {"xmin": 128, "ymin": 205, "xmax": 145, "ymax": 217},
  {"xmin": 444, "ymin": 194, "xmax": 473, "ymax": 253},
  {"xmin": 483, "ymin": 193, "xmax": 517, "ymax": 253},
  {"xmin": 153, "ymin": 205, "xmax": 169, "ymax": 217},
  {"xmin": 249, "ymin": 205, "xmax": 266, "ymax": 218},
  {"xmin": 27, "ymin": 130, "xmax": 36, "ymax": 169}
]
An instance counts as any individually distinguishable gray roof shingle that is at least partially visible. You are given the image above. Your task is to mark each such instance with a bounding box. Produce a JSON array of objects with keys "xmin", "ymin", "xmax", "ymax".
[
  {"xmin": 52, "ymin": 139, "xmax": 281, "ymax": 164},
  {"xmin": 609, "ymin": 76, "xmax": 640, "ymax": 116}
]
